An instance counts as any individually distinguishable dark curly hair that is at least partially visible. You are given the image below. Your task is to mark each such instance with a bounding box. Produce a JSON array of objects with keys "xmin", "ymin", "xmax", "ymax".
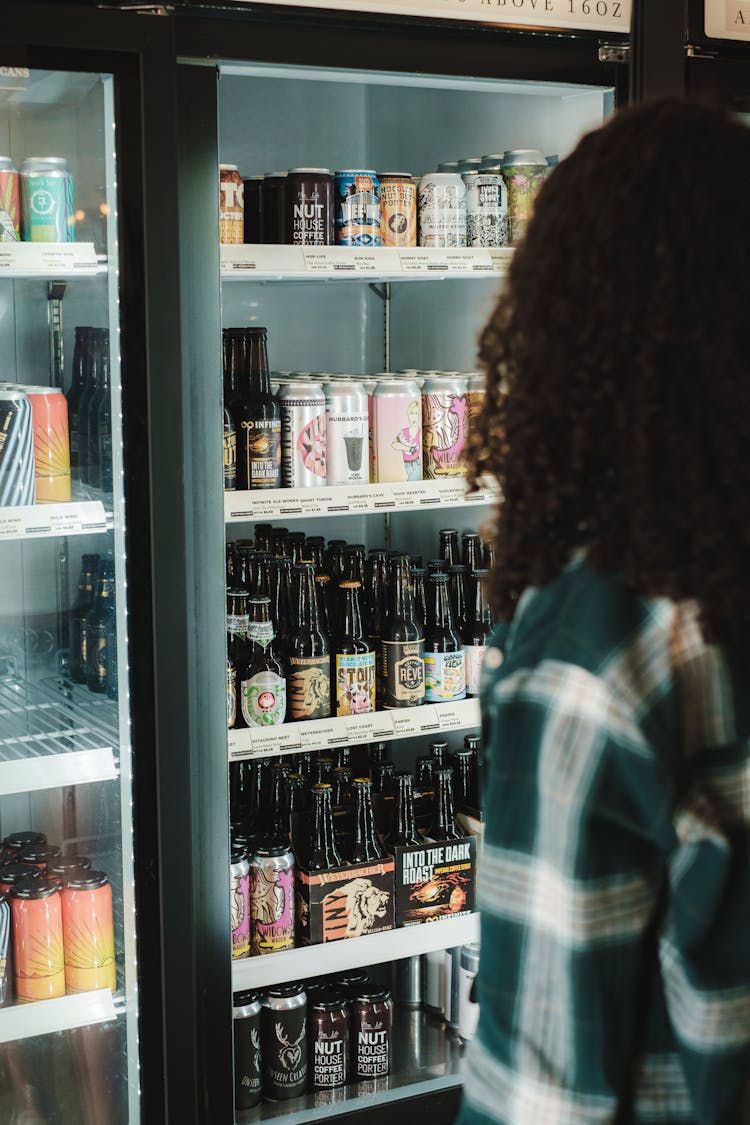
[{"xmin": 469, "ymin": 98, "xmax": 750, "ymax": 644}]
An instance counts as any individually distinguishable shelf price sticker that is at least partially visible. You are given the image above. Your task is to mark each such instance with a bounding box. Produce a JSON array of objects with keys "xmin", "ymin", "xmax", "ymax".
[
  {"xmin": 302, "ymin": 247, "xmax": 401, "ymax": 274},
  {"xmin": 344, "ymin": 712, "xmax": 395, "ymax": 743},
  {"xmin": 488, "ymin": 248, "xmax": 515, "ymax": 274},
  {"xmin": 221, "ymin": 244, "xmax": 306, "ymax": 275},
  {"xmin": 438, "ymin": 704, "xmax": 470, "ymax": 732},
  {"xmin": 300, "ymin": 720, "xmax": 341, "ymax": 750},
  {"xmin": 446, "ymin": 249, "xmax": 493, "ymax": 273},
  {"xmin": 0, "ymin": 242, "xmax": 99, "ymax": 276},
  {"xmin": 0, "ymin": 502, "xmax": 107, "ymax": 542}
]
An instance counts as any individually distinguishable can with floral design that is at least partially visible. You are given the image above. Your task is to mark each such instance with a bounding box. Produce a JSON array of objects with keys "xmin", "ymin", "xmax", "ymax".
[{"xmin": 500, "ymin": 150, "xmax": 547, "ymax": 246}]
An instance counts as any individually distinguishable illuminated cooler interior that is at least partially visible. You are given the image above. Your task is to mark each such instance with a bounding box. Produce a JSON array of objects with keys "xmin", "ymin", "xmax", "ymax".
[{"xmin": 0, "ymin": 69, "xmax": 138, "ymax": 1122}]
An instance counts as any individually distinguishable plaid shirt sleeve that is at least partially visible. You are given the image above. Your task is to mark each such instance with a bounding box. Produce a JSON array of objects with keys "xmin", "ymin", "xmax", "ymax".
[{"xmin": 457, "ymin": 588, "xmax": 750, "ymax": 1125}]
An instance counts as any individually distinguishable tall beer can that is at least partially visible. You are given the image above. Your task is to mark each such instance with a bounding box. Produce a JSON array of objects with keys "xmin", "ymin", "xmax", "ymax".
[
  {"xmin": 279, "ymin": 381, "xmax": 326, "ymax": 488},
  {"xmin": 466, "ymin": 371, "xmax": 486, "ymax": 448},
  {"xmin": 422, "ymin": 375, "xmax": 468, "ymax": 479},
  {"xmin": 262, "ymin": 983, "xmax": 307, "ymax": 1100},
  {"xmin": 370, "ymin": 379, "xmax": 422, "ymax": 483},
  {"xmin": 0, "ymin": 389, "xmax": 35, "ymax": 505},
  {"xmin": 20, "ymin": 386, "xmax": 72, "ymax": 502},
  {"xmin": 234, "ymin": 989, "xmax": 263, "ymax": 1109},
  {"xmin": 248, "ymin": 841, "xmax": 295, "ymax": 955},
  {"xmin": 462, "ymin": 171, "xmax": 508, "ymax": 248},
  {"xmin": 230, "ymin": 842, "xmax": 251, "ymax": 959},
  {"xmin": 0, "ymin": 156, "xmax": 19, "ymax": 241},
  {"xmin": 286, "ymin": 169, "xmax": 334, "ymax": 247},
  {"xmin": 325, "ymin": 380, "xmax": 369, "ymax": 485},
  {"xmin": 334, "ymin": 170, "xmax": 382, "ymax": 247},
  {"xmin": 418, "ymin": 172, "xmax": 466, "ymax": 248},
  {"xmin": 501, "ymin": 149, "xmax": 548, "ymax": 246},
  {"xmin": 243, "ymin": 175, "xmax": 263, "ymax": 244},
  {"xmin": 60, "ymin": 870, "xmax": 116, "ymax": 993},
  {"xmin": 219, "ymin": 164, "xmax": 244, "ymax": 244},
  {"xmin": 20, "ymin": 157, "xmax": 74, "ymax": 242},
  {"xmin": 11, "ymin": 878, "xmax": 65, "ymax": 1002},
  {"xmin": 380, "ymin": 174, "xmax": 417, "ymax": 247},
  {"xmin": 458, "ymin": 941, "xmax": 481, "ymax": 1041},
  {"xmin": 0, "ymin": 893, "xmax": 12, "ymax": 1006}
]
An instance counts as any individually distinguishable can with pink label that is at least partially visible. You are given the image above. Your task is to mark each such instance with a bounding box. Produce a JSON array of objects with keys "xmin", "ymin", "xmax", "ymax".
[
  {"xmin": 369, "ymin": 379, "xmax": 422, "ymax": 483},
  {"xmin": 230, "ymin": 842, "xmax": 251, "ymax": 959},
  {"xmin": 249, "ymin": 841, "xmax": 295, "ymax": 956},
  {"xmin": 19, "ymin": 385, "xmax": 71, "ymax": 502},
  {"xmin": 422, "ymin": 375, "xmax": 468, "ymax": 480}
]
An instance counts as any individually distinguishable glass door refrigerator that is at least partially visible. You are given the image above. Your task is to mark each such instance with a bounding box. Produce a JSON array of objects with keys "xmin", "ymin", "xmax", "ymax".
[
  {"xmin": 0, "ymin": 7, "xmax": 223, "ymax": 1123},
  {"xmin": 174, "ymin": 3, "xmax": 632, "ymax": 1122}
]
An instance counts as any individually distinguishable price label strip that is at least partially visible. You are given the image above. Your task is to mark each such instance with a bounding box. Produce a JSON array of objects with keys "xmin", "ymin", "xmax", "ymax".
[{"xmin": 0, "ymin": 502, "xmax": 107, "ymax": 542}]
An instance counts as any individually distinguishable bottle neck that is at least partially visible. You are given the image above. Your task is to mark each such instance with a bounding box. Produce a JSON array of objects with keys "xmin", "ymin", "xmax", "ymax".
[
  {"xmin": 429, "ymin": 769, "xmax": 460, "ymax": 840},
  {"xmin": 388, "ymin": 558, "xmax": 412, "ymax": 620},
  {"xmin": 298, "ymin": 565, "xmax": 320, "ymax": 633},
  {"xmin": 341, "ymin": 586, "xmax": 364, "ymax": 641},
  {"xmin": 352, "ymin": 781, "xmax": 384, "ymax": 862},
  {"xmin": 267, "ymin": 770, "xmax": 289, "ymax": 844},
  {"xmin": 429, "ymin": 579, "xmax": 453, "ymax": 631},
  {"xmin": 308, "ymin": 784, "xmax": 341, "ymax": 870},
  {"xmin": 246, "ymin": 331, "xmax": 270, "ymax": 397},
  {"xmin": 386, "ymin": 773, "xmax": 419, "ymax": 848}
]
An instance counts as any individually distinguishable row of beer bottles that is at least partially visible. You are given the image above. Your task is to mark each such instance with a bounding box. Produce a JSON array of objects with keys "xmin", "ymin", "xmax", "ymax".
[
  {"xmin": 227, "ymin": 557, "xmax": 493, "ymax": 726},
  {"xmin": 230, "ymin": 739, "xmax": 480, "ymax": 871},
  {"xmin": 66, "ymin": 327, "xmax": 112, "ymax": 492},
  {"xmin": 68, "ymin": 553, "xmax": 118, "ymax": 698}
]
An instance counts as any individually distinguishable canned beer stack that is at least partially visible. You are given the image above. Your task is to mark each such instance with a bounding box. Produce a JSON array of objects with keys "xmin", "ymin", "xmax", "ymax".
[
  {"xmin": 226, "ymin": 526, "xmax": 495, "ymax": 728},
  {"xmin": 0, "ymin": 155, "xmax": 76, "ymax": 244},
  {"xmin": 220, "ymin": 149, "xmax": 549, "ymax": 250},
  {"xmin": 222, "ymin": 325, "xmax": 487, "ymax": 493},
  {"xmin": 0, "ymin": 829, "xmax": 116, "ymax": 1008}
]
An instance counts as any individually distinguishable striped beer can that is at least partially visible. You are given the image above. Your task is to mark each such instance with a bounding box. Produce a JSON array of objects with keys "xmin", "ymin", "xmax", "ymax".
[{"xmin": 0, "ymin": 389, "xmax": 35, "ymax": 505}]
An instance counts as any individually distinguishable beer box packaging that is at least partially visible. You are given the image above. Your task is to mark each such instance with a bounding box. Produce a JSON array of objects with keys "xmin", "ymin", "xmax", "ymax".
[
  {"xmin": 393, "ymin": 835, "xmax": 476, "ymax": 928},
  {"xmin": 296, "ymin": 858, "xmax": 395, "ymax": 946}
]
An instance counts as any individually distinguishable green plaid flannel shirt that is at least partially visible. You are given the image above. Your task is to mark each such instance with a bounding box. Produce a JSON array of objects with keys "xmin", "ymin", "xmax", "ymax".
[{"xmin": 457, "ymin": 558, "xmax": 750, "ymax": 1125}]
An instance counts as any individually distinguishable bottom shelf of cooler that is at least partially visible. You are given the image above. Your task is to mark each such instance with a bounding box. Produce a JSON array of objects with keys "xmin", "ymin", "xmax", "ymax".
[
  {"xmin": 237, "ymin": 1006, "xmax": 465, "ymax": 1125},
  {"xmin": 0, "ymin": 988, "xmax": 118, "ymax": 1044},
  {"xmin": 232, "ymin": 913, "xmax": 480, "ymax": 991}
]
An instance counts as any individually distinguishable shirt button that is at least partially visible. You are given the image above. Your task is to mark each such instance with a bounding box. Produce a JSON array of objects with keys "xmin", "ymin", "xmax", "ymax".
[{"xmin": 484, "ymin": 648, "xmax": 504, "ymax": 670}]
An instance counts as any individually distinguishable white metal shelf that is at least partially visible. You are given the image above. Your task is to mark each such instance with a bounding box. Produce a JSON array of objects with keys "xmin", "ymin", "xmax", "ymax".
[
  {"xmin": 0, "ymin": 242, "xmax": 103, "ymax": 279},
  {"xmin": 221, "ymin": 244, "xmax": 512, "ymax": 282},
  {"xmin": 0, "ymin": 989, "xmax": 118, "ymax": 1044},
  {"xmin": 225, "ymin": 478, "xmax": 499, "ymax": 523},
  {"xmin": 0, "ymin": 500, "xmax": 108, "ymax": 543},
  {"xmin": 228, "ymin": 698, "xmax": 480, "ymax": 760},
  {"xmin": 232, "ymin": 912, "xmax": 479, "ymax": 991},
  {"xmin": 0, "ymin": 674, "xmax": 119, "ymax": 796}
]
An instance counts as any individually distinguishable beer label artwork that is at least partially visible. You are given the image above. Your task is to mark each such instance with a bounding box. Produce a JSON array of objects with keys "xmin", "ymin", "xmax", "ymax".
[
  {"xmin": 241, "ymin": 417, "xmax": 281, "ymax": 489},
  {"xmin": 298, "ymin": 860, "xmax": 396, "ymax": 944},
  {"xmin": 230, "ymin": 868, "xmax": 250, "ymax": 958},
  {"xmin": 287, "ymin": 655, "xmax": 330, "ymax": 720},
  {"xmin": 422, "ymin": 386, "xmax": 468, "ymax": 478},
  {"xmin": 335, "ymin": 651, "xmax": 376, "ymax": 715},
  {"xmin": 425, "ymin": 650, "xmax": 466, "ymax": 702},
  {"xmin": 395, "ymin": 837, "xmax": 476, "ymax": 925},
  {"xmin": 381, "ymin": 638, "xmax": 425, "ymax": 707},
  {"xmin": 241, "ymin": 670, "xmax": 287, "ymax": 726},
  {"xmin": 250, "ymin": 865, "xmax": 295, "ymax": 955}
]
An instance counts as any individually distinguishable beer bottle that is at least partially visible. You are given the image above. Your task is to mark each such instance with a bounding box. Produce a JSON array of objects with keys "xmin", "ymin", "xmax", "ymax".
[
  {"xmin": 298, "ymin": 751, "xmax": 315, "ymax": 780},
  {"xmin": 222, "ymin": 329, "xmax": 240, "ymax": 491},
  {"xmin": 449, "ymin": 565, "xmax": 467, "ymax": 636},
  {"xmin": 75, "ymin": 327, "xmax": 96, "ymax": 484},
  {"xmin": 332, "ymin": 766, "xmax": 354, "ymax": 807},
  {"xmin": 408, "ymin": 554, "xmax": 423, "ymax": 571},
  {"xmin": 385, "ymin": 771, "xmax": 420, "ymax": 850},
  {"xmin": 233, "ymin": 327, "xmax": 281, "ymax": 490},
  {"xmin": 325, "ymin": 540, "xmax": 347, "ymax": 588},
  {"xmin": 66, "ymin": 326, "xmax": 89, "ymax": 476},
  {"xmin": 266, "ymin": 762, "xmax": 292, "ymax": 845},
  {"xmin": 344, "ymin": 545, "xmax": 365, "ymax": 585},
  {"xmin": 83, "ymin": 329, "xmax": 105, "ymax": 488},
  {"xmin": 97, "ymin": 340, "xmax": 113, "ymax": 493},
  {"xmin": 288, "ymin": 531, "xmax": 306, "ymax": 565},
  {"xmin": 85, "ymin": 554, "xmax": 116, "ymax": 694},
  {"xmin": 430, "ymin": 740, "xmax": 448, "ymax": 769},
  {"xmin": 314, "ymin": 573, "xmax": 332, "ymax": 640},
  {"xmin": 254, "ymin": 524, "xmax": 272, "ymax": 554},
  {"xmin": 254, "ymin": 553, "xmax": 273, "ymax": 599},
  {"xmin": 230, "ymin": 760, "xmax": 255, "ymax": 830},
  {"xmin": 287, "ymin": 562, "xmax": 330, "ymax": 721},
  {"xmin": 465, "ymin": 734, "xmax": 482, "ymax": 815},
  {"xmin": 307, "ymin": 783, "xmax": 342, "ymax": 871},
  {"xmin": 464, "ymin": 569, "xmax": 493, "ymax": 697},
  {"xmin": 369, "ymin": 742, "xmax": 390, "ymax": 771},
  {"xmin": 415, "ymin": 755, "xmax": 434, "ymax": 790},
  {"xmin": 239, "ymin": 595, "xmax": 286, "ymax": 727},
  {"xmin": 427, "ymin": 558, "xmax": 448, "ymax": 579},
  {"xmin": 305, "ymin": 536, "xmax": 325, "ymax": 569},
  {"xmin": 450, "ymin": 749, "xmax": 473, "ymax": 808},
  {"xmin": 424, "ymin": 574, "xmax": 466, "ymax": 703},
  {"xmin": 411, "ymin": 567, "xmax": 427, "ymax": 637},
  {"xmin": 226, "ymin": 542, "xmax": 236, "ymax": 588},
  {"xmin": 332, "ymin": 581, "xmax": 376, "ymax": 717},
  {"xmin": 227, "ymin": 589, "xmax": 250, "ymax": 729},
  {"xmin": 483, "ymin": 539, "xmax": 497, "ymax": 569},
  {"xmin": 374, "ymin": 761, "xmax": 395, "ymax": 796},
  {"xmin": 366, "ymin": 550, "xmax": 388, "ymax": 657},
  {"xmin": 349, "ymin": 778, "xmax": 386, "ymax": 863},
  {"xmin": 270, "ymin": 557, "xmax": 293, "ymax": 657},
  {"xmin": 438, "ymin": 529, "xmax": 459, "ymax": 568},
  {"xmin": 333, "ymin": 747, "xmax": 350, "ymax": 769},
  {"xmin": 234, "ymin": 546, "xmax": 254, "ymax": 596},
  {"xmin": 425, "ymin": 768, "xmax": 462, "ymax": 842},
  {"xmin": 380, "ymin": 554, "xmax": 425, "ymax": 709},
  {"xmin": 271, "ymin": 527, "xmax": 289, "ymax": 558},
  {"xmin": 70, "ymin": 553, "xmax": 100, "ymax": 684},
  {"xmin": 462, "ymin": 532, "xmax": 481, "ymax": 574},
  {"xmin": 315, "ymin": 756, "xmax": 334, "ymax": 785}
]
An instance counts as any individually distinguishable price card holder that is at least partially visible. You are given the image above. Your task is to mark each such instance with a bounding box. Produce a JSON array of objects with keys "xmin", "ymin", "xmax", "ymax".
[
  {"xmin": 0, "ymin": 502, "xmax": 107, "ymax": 542},
  {"xmin": 445, "ymin": 249, "xmax": 492, "ymax": 273},
  {"xmin": 0, "ymin": 242, "xmax": 99, "ymax": 277},
  {"xmin": 438, "ymin": 704, "xmax": 468, "ymax": 732},
  {"xmin": 344, "ymin": 712, "xmax": 394, "ymax": 743},
  {"xmin": 400, "ymin": 249, "xmax": 451, "ymax": 274},
  {"xmin": 248, "ymin": 726, "xmax": 303, "ymax": 756},
  {"xmin": 222, "ymin": 244, "xmax": 305, "ymax": 275},
  {"xmin": 300, "ymin": 721, "xmax": 340, "ymax": 750},
  {"xmin": 488, "ymin": 248, "xmax": 515, "ymax": 274}
]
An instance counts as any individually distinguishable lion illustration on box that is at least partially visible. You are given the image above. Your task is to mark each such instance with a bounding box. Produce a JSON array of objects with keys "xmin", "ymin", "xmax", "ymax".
[{"xmin": 322, "ymin": 877, "xmax": 390, "ymax": 939}]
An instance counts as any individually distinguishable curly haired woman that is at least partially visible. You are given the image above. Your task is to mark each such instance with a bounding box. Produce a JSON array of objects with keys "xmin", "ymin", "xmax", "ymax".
[{"xmin": 457, "ymin": 99, "xmax": 750, "ymax": 1125}]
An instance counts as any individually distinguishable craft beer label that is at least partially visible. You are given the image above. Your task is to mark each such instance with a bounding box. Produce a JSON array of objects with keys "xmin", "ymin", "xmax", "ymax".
[
  {"xmin": 355, "ymin": 1019, "xmax": 390, "ymax": 1077},
  {"xmin": 381, "ymin": 638, "xmax": 425, "ymax": 708},
  {"xmin": 465, "ymin": 644, "xmax": 487, "ymax": 697},
  {"xmin": 312, "ymin": 1036, "xmax": 347, "ymax": 1087},
  {"xmin": 287, "ymin": 655, "xmax": 331, "ymax": 720},
  {"xmin": 335, "ymin": 651, "xmax": 376, "ymax": 715},
  {"xmin": 227, "ymin": 664, "xmax": 237, "ymax": 728},
  {"xmin": 251, "ymin": 866, "xmax": 295, "ymax": 954},
  {"xmin": 394, "ymin": 837, "xmax": 476, "ymax": 926},
  {"xmin": 241, "ymin": 671, "xmax": 286, "ymax": 726},
  {"xmin": 230, "ymin": 869, "xmax": 250, "ymax": 958},
  {"xmin": 262, "ymin": 1006, "xmax": 307, "ymax": 1095},
  {"xmin": 425, "ymin": 650, "xmax": 466, "ymax": 702},
  {"xmin": 241, "ymin": 418, "xmax": 281, "ymax": 489},
  {"xmin": 224, "ymin": 422, "xmax": 237, "ymax": 490},
  {"xmin": 228, "ymin": 613, "xmax": 249, "ymax": 639},
  {"xmin": 423, "ymin": 389, "xmax": 468, "ymax": 478},
  {"xmin": 88, "ymin": 626, "xmax": 107, "ymax": 688}
]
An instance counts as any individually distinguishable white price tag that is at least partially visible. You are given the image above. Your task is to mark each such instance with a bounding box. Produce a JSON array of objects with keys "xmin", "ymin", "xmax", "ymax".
[
  {"xmin": 488, "ymin": 248, "xmax": 515, "ymax": 274},
  {"xmin": 446, "ymin": 249, "xmax": 493, "ymax": 273},
  {"xmin": 300, "ymin": 720, "xmax": 340, "ymax": 750},
  {"xmin": 400, "ymin": 249, "xmax": 451, "ymax": 273},
  {"xmin": 0, "ymin": 511, "xmax": 24, "ymax": 538},
  {"xmin": 0, "ymin": 242, "xmax": 99, "ymax": 277},
  {"xmin": 221, "ymin": 244, "xmax": 306, "ymax": 275},
  {"xmin": 344, "ymin": 712, "xmax": 394, "ymax": 743},
  {"xmin": 302, "ymin": 247, "xmax": 401, "ymax": 274},
  {"xmin": 438, "ymin": 704, "xmax": 466, "ymax": 732},
  {"xmin": 248, "ymin": 726, "xmax": 303, "ymax": 756},
  {"xmin": 0, "ymin": 501, "xmax": 107, "ymax": 542}
]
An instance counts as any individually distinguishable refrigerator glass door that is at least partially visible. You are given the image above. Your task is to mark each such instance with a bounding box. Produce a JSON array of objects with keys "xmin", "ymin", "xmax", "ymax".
[{"xmin": 0, "ymin": 67, "xmax": 138, "ymax": 1123}]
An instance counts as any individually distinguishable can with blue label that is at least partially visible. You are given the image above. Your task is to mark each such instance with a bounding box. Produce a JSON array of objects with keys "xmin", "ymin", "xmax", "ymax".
[
  {"xmin": 20, "ymin": 157, "xmax": 75, "ymax": 242},
  {"xmin": 335, "ymin": 170, "xmax": 382, "ymax": 247}
]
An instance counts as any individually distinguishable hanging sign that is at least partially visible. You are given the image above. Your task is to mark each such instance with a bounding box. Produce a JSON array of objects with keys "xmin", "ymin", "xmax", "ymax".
[
  {"xmin": 705, "ymin": 0, "xmax": 750, "ymax": 40},
  {"xmin": 233, "ymin": 0, "xmax": 631, "ymax": 36}
]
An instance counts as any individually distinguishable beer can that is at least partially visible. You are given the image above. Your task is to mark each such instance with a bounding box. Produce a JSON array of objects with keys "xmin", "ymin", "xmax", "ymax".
[
  {"xmin": 501, "ymin": 149, "xmax": 548, "ymax": 246},
  {"xmin": 219, "ymin": 164, "xmax": 244, "ymax": 245},
  {"xmin": 11, "ymin": 877, "xmax": 65, "ymax": 1002},
  {"xmin": 0, "ymin": 863, "xmax": 41, "ymax": 898},
  {"xmin": 0, "ymin": 893, "xmax": 11, "ymax": 1006},
  {"xmin": 286, "ymin": 168, "xmax": 334, "ymax": 247},
  {"xmin": 20, "ymin": 386, "xmax": 71, "ymax": 503},
  {"xmin": 279, "ymin": 381, "xmax": 327, "ymax": 488},
  {"xmin": 309, "ymin": 988, "xmax": 349, "ymax": 1089},
  {"xmin": 0, "ymin": 389, "xmax": 35, "ymax": 506},
  {"xmin": 417, "ymin": 172, "xmax": 466, "ymax": 248},
  {"xmin": 423, "ymin": 947, "xmax": 446, "ymax": 1016},
  {"xmin": 379, "ymin": 173, "xmax": 416, "ymax": 247},
  {"xmin": 0, "ymin": 156, "xmax": 19, "ymax": 241},
  {"xmin": 480, "ymin": 153, "xmax": 506, "ymax": 173},
  {"xmin": 466, "ymin": 371, "xmax": 485, "ymax": 447},
  {"xmin": 243, "ymin": 175, "xmax": 263, "ymax": 245},
  {"xmin": 422, "ymin": 375, "xmax": 469, "ymax": 479},
  {"xmin": 458, "ymin": 941, "xmax": 481, "ymax": 1042},
  {"xmin": 325, "ymin": 380, "xmax": 369, "ymax": 485},
  {"xmin": 261, "ymin": 173, "xmax": 287, "ymax": 244},
  {"xmin": 233, "ymin": 989, "xmax": 262, "ymax": 1109},
  {"xmin": 20, "ymin": 157, "xmax": 74, "ymax": 243},
  {"xmin": 462, "ymin": 171, "xmax": 508, "ymax": 248},
  {"xmin": 262, "ymin": 983, "xmax": 307, "ymax": 1100},
  {"xmin": 60, "ymin": 870, "xmax": 116, "ymax": 993},
  {"xmin": 394, "ymin": 955, "xmax": 423, "ymax": 1009},
  {"xmin": 437, "ymin": 161, "xmax": 460, "ymax": 173},
  {"xmin": 334, "ymin": 170, "xmax": 382, "ymax": 247},
  {"xmin": 248, "ymin": 842, "xmax": 295, "ymax": 955},
  {"xmin": 370, "ymin": 379, "xmax": 422, "ymax": 483},
  {"xmin": 444, "ymin": 945, "xmax": 462, "ymax": 1030},
  {"xmin": 16, "ymin": 844, "xmax": 62, "ymax": 872},
  {"xmin": 351, "ymin": 985, "xmax": 393, "ymax": 1079},
  {"xmin": 47, "ymin": 855, "xmax": 92, "ymax": 886},
  {"xmin": 2, "ymin": 831, "xmax": 46, "ymax": 855},
  {"xmin": 230, "ymin": 842, "xmax": 251, "ymax": 960}
]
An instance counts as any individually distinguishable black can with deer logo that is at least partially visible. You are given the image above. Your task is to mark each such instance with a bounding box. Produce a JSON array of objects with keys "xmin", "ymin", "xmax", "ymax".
[
  {"xmin": 233, "ymin": 989, "xmax": 262, "ymax": 1109},
  {"xmin": 262, "ymin": 984, "xmax": 307, "ymax": 1100}
]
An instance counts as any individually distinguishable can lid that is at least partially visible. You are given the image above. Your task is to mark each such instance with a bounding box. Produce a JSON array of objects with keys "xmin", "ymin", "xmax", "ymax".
[
  {"xmin": 219, "ymin": 163, "xmax": 239, "ymax": 171},
  {"xmin": 16, "ymin": 844, "xmax": 62, "ymax": 865},
  {"xmin": 332, "ymin": 969, "xmax": 369, "ymax": 985},
  {"xmin": 3, "ymin": 831, "xmax": 46, "ymax": 850},
  {"xmin": 48, "ymin": 855, "xmax": 92, "ymax": 876},
  {"xmin": 266, "ymin": 983, "xmax": 305, "ymax": 998},
  {"xmin": 288, "ymin": 168, "xmax": 331, "ymax": 174},
  {"xmin": 264, "ymin": 172, "xmax": 288, "ymax": 178},
  {"xmin": 252, "ymin": 841, "xmax": 293, "ymax": 859},
  {"xmin": 310, "ymin": 988, "xmax": 347, "ymax": 1012},
  {"xmin": 0, "ymin": 862, "xmax": 41, "ymax": 885},
  {"xmin": 22, "ymin": 157, "xmax": 68, "ymax": 167},
  {"xmin": 353, "ymin": 985, "xmax": 392, "ymax": 1003},
  {"xmin": 336, "ymin": 169, "xmax": 378, "ymax": 176},
  {"xmin": 11, "ymin": 876, "xmax": 60, "ymax": 899},
  {"xmin": 379, "ymin": 173, "xmax": 413, "ymax": 179},
  {"xmin": 64, "ymin": 869, "xmax": 109, "ymax": 891},
  {"xmin": 231, "ymin": 841, "xmax": 248, "ymax": 863},
  {"xmin": 501, "ymin": 149, "xmax": 547, "ymax": 167},
  {"xmin": 233, "ymin": 989, "xmax": 261, "ymax": 1008}
]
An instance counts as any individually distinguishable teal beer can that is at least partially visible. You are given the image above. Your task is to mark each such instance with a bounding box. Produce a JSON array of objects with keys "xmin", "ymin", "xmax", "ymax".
[{"xmin": 20, "ymin": 157, "xmax": 74, "ymax": 242}]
